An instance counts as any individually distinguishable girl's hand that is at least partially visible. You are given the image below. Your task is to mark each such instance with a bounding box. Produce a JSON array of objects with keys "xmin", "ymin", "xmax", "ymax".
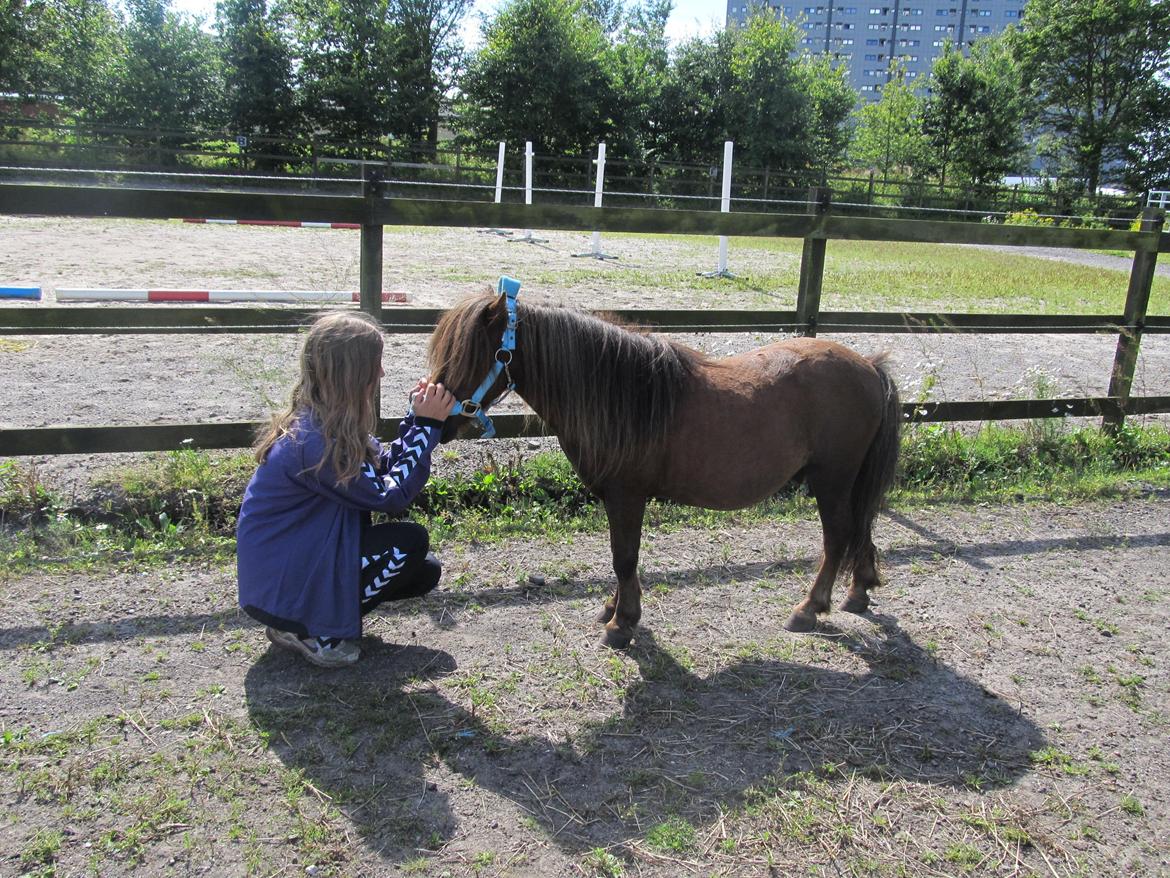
[{"xmin": 413, "ymin": 382, "xmax": 456, "ymax": 421}]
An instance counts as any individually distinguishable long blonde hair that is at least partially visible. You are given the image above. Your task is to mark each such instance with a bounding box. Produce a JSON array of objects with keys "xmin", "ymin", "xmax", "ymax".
[{"xmin": 255, "ymin": 310, "xmax": 383, "ymax": 484}]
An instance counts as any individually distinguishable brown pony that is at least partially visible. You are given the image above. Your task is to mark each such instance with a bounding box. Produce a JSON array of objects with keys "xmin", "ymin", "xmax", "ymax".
[{"xmin": 427, "ymin": 291, "xmax": 901, "ymax": 648}]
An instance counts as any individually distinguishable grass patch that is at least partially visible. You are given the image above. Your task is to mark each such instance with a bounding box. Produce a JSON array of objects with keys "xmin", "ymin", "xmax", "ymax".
[
  {"xmin": 558, "ymin": 234, "xmax": 1170, "ymax": 314},
  {"xmin": 3, "ymin": 424, "xmax": 1169, "ymax": 571}
]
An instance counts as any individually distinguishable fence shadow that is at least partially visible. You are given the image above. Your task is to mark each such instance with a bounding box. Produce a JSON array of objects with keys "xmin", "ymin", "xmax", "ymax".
[{"xmin": 243, "ymin": 614, "xmax": 1045, "ymax": 867}]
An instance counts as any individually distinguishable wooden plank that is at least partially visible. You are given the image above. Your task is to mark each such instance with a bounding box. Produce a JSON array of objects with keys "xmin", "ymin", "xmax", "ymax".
[
  {"xmin": 2, "ymin": 307, "xmax": 1160, "ymax": 336},
  {"xmin": 0, "ymin": 306, "xmax": 444, "ymax": 334},
  {"xmin": 823, "ymin": 214, "xmax": 1143, "ymax": 251},
  {"xmin": 0, "ymin": 182, "xmax": 1144, "ymax": 250},
  {"xmin": 0, "ymin": 421, "xmax": 262, "ymax": 455},
  {"xmin": 0, "ymin": 182, "xmax": 366, "ymax": 224},
  {"xmin": 5, "ymin": 397, "xmax": 1170, "ymax": 456},
  {"xmin": 815, "ymin": 312, "xmax": 1129, "ymax": 334}
]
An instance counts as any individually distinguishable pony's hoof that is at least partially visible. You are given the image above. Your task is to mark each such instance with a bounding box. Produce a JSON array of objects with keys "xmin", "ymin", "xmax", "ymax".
[
  {"xmin": 840, "ymin": 593, "xmax": 870, "ymax": 615},
  {"xmin": 783, "ymin": 612, "xmax": 818, "ymax": 633},
  {"xmin": 601, "ymin": 626, "xmax": 634, "ymax": 650},
  {"xmin": 595, "ymin": 605, "xmax": 616, "ymax": 624}
]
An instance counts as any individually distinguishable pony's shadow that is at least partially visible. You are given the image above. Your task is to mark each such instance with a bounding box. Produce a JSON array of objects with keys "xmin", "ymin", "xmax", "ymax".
[{"xmin": 244, "ymin": 615, "xmax": 1046, "ymax": 865}]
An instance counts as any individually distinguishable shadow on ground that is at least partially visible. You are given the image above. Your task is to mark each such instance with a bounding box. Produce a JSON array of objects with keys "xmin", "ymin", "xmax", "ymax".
[{"xmin": 243, "ymin": 613, "xmax": 1045, "ymax": 867}]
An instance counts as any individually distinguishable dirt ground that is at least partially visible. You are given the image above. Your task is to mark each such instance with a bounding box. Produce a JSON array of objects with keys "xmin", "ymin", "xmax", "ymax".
[
  {"xmin": 1, "ymin": 496, "xmax": 1168, "ymax": 876},
  {"xmin": 1, "ymin": 217, "xmax": 1168, "ymax": 876}
]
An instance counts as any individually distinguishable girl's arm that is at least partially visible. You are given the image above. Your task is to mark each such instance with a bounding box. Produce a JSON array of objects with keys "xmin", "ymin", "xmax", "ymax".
[{"xmin": 291, "ymin": 419, "xmax": 442, "ymax": 516}]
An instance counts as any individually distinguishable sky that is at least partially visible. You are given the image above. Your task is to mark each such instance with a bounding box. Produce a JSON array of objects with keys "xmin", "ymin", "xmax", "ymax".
[{"xmin": 169, "ymin": 0, "xmax": 724, "ymax": 47}]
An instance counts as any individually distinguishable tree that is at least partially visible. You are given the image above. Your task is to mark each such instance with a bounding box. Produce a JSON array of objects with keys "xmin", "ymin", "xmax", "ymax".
[
  {"xmin": 725, "ymin": 12, "xmax": 811, "ymax": 169},
  {"xmin": 286, "ymin": 0, "xmax": 402, "ymax": 146},
  {"xmin": 849, "ymin": 65, "xmax": 927, "ymax": 184},
  {"xmin": 1009, "ymin": 0, "xmax": 1170, "ymax": 194},
  {"xmin": 0, "ymin": 0, "xmax": 48, "ymax": 97},
  {"xmin": 392, "ymin": 0, "xmax": 473, "ymax": 149},
  {"xmin": 1, "ymin": 0, "xmax": 121, "ymax": 110},
  {"xmin": 1123, "ymin": 82, "xmax": 1170, "ymax": 194},
  {"xmin": 457, "ymin": 0, "xmax": 614, "ymax": 156},
  {"xmin": 655, "ymin": 28, "xmax": 737, "ymax": 163},
  {"xmin": 798, "ymin": 53, "xmax": 856, "ymax": 177},
  {"xmin": 100, "ymin": 0, "xmax": 220, "ymax": 136},
  {"xmin": 921, "ymin": 39, "xmax": 1027, "ymax": 189},
  {"xmin": 656, "ymin": 12, "xmax": 853, "ymax": 174},
  {"xmin": 600, "ymin": 0, "xmax": 671, "ymax": 160},
  {"xmin": 216, "ymin": 0, "xmax": 300, "ymax": 144}
]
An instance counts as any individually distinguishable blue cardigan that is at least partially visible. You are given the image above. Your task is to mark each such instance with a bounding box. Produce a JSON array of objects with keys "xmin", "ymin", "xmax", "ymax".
[{"xmin": 236, "ymin": 411, "xmax": 442, "ymax": 639}]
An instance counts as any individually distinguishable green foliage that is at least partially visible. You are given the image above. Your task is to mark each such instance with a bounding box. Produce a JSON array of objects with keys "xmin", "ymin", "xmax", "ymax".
[
  {"xmin": 899, "ymin": 424, "xmax": 1170, "ymax": 501},
  {"xmin": 215, "ymin": 0, "xmax": 300, "ymax": 144},
  {"xmin": 457, "ymin": 0, "xmax": 613, "ymax": 155},
  {"xmin": 921, "ymin": 39, "xmax": 1028, "ymax": 189},
  {"xmin": 654, "ymin": 11, "xmax": 853, "ymax": 172},
  {"xmin": 1009, "ymin": 0, "xmax": 1170, "ymax": 193},
  {"xmin": 5, "ymin": 423, "xmax": 1170, "ymax": 571},
  {"xmin": 849, "ymin": 64, "xmax": 927, "ymax": 184},
  {"xmin": 0, "ymin": 460, "xmax": 57, "ymax": 525},
  {"xmin": 97, "ymin": 0, "xmax": 222, "ymax": 134},
  {"xmin": 1003, "ymin": 208, "xmax": 1055, "ymax": 227},
  {"xmin": 644, "ymin": 815, "xmax": 696, "ymax": 853}
]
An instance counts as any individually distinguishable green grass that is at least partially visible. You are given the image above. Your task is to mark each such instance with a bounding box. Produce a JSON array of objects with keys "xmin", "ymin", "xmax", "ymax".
[
  {"xmin": 541, "ymin": 234, "xmax": 1170, "ymax": 315},
  {"xmin": 3, "ymin": 423, "xmax": 1169, "ymax": 571}
]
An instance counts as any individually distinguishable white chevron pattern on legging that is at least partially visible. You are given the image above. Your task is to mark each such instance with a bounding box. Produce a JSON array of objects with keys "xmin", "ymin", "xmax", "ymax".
[
  {"xmin": 361, "ymin": 547, "xmax": 408, "ymax": 603},
  {"xmin": 361, "ymin": 550, "xmax": 386, "ymax": 571}
]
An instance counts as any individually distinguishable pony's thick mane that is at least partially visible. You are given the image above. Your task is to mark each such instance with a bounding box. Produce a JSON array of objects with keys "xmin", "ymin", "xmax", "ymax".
[{"xmin": 516, "ymin": 302, "xmax": 703, "ymax": 486}]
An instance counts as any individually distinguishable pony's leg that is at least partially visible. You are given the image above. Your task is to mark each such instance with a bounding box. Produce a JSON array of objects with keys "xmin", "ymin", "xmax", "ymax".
[
  {"xmin": 599, "ymin": 494, "xmax": 646, "ymax": 649},
  {"xmin": 785, "ymin": 477, "xmax": 852, "ymax": 633},
  {"xmin": 841, "ymin": 540, "xmax": 879, "ymax": 614}
]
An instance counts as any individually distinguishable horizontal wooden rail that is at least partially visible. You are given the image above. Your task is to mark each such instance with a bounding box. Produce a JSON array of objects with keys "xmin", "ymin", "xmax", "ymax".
[
  {"xmin": 1, "ymin": 182, "xmax": 1163, "ymax": 252},
  {"xmin": 4, "ymin": 307, "xmax": 1168, "ymax": 336},
  {"xmin": 3, "ymin": 397, "xmax": 1170, "ymax": 456}
]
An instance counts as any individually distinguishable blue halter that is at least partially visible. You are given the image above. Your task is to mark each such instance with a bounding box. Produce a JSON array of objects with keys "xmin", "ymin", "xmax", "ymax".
[{"xmin": 448, "ymin": 276, "xmax": 521, "ymax": 439}]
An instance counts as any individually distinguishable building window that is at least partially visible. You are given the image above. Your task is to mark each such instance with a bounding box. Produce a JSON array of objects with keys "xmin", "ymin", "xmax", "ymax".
[
  {"xmin": 1004, "ymin": 9, "xmax": 1019, "ymax": 16},
  {"xmin": 866, "ymin": 37, "xmax": 879, "ymax": 43}
]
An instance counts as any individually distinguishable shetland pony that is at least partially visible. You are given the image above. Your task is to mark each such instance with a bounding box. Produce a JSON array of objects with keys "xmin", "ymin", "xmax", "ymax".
[{"xmin": 428, "ymin": 292, "xmax": 901, "ymax": 648}]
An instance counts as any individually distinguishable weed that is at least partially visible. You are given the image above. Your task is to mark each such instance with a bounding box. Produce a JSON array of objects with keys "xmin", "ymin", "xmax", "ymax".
[
  {"xmin": 645, "ymin": 816, "xmax": 697, "ymax": 853},
  {"xmin": 1120, "ymin": 794, "xmax": 1145, "ymax": 816}
]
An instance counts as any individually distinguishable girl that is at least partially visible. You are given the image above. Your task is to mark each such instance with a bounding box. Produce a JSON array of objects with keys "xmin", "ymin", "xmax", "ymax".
[{"xmin": 236, "ymin": 310, "xmax": 455, "ymax": 668}]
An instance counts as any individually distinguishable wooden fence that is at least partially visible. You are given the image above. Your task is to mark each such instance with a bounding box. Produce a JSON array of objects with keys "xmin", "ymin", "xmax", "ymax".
[{"xmin": 0, "ymin": 180, "xmax": 1166, "ymax": 457}]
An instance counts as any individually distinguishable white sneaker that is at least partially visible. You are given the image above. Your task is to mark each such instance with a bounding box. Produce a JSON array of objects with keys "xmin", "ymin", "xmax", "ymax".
[{"xmin": 266, "ymin": 627, "xmax": 360, "ymax": 668}]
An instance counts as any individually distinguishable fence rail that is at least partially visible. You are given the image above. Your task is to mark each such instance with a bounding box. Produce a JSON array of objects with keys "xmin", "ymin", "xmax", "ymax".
[
  {"xmin": 0, "ymin": 118, "xmax": 1147, "ymax": 222},
  {"xmin": 0, "ymin": 180, "xmax": 1164, "ymax": 457}
]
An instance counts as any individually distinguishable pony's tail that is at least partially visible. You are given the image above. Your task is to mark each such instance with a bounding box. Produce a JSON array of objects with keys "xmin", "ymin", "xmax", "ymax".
[{"xmin": 844, "ymin": 355, "xmax": 901, "ymax": 574}]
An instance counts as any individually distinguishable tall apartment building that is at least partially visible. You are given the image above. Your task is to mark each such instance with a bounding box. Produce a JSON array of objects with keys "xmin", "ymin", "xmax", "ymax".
[{"xmin": 725, "ymin": 0, "xmax": 1026, "ymax": 98}]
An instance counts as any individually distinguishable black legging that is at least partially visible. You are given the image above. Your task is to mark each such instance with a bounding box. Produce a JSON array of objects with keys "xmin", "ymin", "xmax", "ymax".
[{"xmin": 359, "ymin": 521, "xmax": 441, "ymax": 614}]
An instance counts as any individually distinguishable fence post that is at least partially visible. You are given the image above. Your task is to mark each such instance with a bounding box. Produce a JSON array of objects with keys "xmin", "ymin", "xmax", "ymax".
[
  {"xmin": 360, "ymin": 167, "xmax": 385, "ymax": 415},
  {"xmin": 796, "ymin": 187, "xmax": 831, "ymax": 337},
  {"xmin": 1104, "ymin": 207, "xmax": 1164, "ymax": 431}
]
